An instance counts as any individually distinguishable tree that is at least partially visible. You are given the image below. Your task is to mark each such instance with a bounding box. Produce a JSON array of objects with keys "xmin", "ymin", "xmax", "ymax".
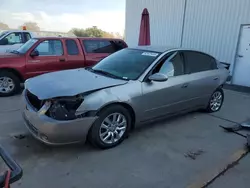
[
  {"xmin": 84, "ymin": 26, "xmax": 103, "ymax": 37},
  {"xmin": 70, "ymin": 26, "xmax": 115, "ymax": 38},
  {"xmin": 113, "ymin": 32, "xmax": 124, "ymax": 39},
  {"xmin": 102, "ymin": 31, "xmax": 115, "ymax": 38},
  {"xmin": 0, "ymin": 22, "xmax": 9, "ymax": 30},
  {"xmin": 19, "ymin": 22, "xmax": 40, "ymax": 31}
]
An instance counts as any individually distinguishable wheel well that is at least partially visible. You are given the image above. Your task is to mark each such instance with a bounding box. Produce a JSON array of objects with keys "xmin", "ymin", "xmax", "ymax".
[
  {"xmin": 0, "ymin": 68, "xmax": 24, "ymax": 82},
  {"xmin": 99, "ymin": 102, "xmax": 136, "ymax": 130}
]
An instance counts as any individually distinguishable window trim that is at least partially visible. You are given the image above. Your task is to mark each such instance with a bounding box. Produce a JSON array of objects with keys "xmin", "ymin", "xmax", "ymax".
[
  {"xmin": 32, "ymin": 39, "xmax": 64, "ymax": 56},
  {"xmin": 65, "ymin": 39, "xmax": 80, "ymax": 55},
  {"xmin": 142, "ymin": 51, "xmax": 186, "ymax": 82},
  {"xmin": 182, "ymin": 50, "xmax": 217, "ymax": 74}
]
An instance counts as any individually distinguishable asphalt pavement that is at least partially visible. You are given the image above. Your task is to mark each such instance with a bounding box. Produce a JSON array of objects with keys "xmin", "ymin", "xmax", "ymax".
[{"xmin": 0, "ymin": 89, "xmax": 250, "ymax": 188}]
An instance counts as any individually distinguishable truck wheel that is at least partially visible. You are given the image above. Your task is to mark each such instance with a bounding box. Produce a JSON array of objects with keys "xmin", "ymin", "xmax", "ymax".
[
  {"xmin": 88, "ymin": 105, "xmax": 131, "ymax": 149},
  {"xmin": 0, "ymin": 71, "xmax": 21, "ymax": 97}
]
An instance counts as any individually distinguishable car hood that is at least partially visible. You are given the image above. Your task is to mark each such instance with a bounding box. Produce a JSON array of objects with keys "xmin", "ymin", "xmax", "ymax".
[
  {"xmin": 0, "ymin": 52, "xmax": 22, "ymax": 58},
  {"xmin": 25, "ymin": 68, "xmax": 128, "ymax": 100},
  {"xmin": 0, "ymin": 44, "xmax": 23, "ymax": 54}
]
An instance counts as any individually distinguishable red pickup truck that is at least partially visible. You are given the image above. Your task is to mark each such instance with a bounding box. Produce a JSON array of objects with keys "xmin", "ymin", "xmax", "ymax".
[{"xmin": 0, "ymin": 37, "xmax": 127, "ymax": 96}]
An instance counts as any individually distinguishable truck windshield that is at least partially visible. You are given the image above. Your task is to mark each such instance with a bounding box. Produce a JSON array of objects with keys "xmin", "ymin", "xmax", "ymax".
[
  {"xmin": 0, "ymin": 31, "xmax": 8, "ymax": 39},
  {"xmin": 17, "ymin": 39, "xmax": 38, "ymax": 54}
]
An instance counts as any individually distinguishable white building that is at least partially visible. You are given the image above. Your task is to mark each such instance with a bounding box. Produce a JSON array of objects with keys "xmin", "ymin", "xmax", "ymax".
[{"xmin": 125, "ymin": 0, "xmax": 250, "ymax": 87}]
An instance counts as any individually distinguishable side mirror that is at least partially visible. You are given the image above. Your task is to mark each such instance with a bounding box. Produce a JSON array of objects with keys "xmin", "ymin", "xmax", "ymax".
[
  {"xmin": 0, "ymin": 38, "xmax": 9, "ymax": 45},
  {"xmin": 148, "ymin": 73, "xmax": 168, "ymax": 82},
  {"xmin": 30, "ymin": 50, "xmax": 39, "ymax": 57}
]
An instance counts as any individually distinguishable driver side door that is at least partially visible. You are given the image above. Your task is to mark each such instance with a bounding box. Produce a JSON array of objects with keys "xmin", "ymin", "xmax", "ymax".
[
  {"xmin": 140, "ymin": 51, "xmax": 192, "ymax": 121},
  {"xmin": 25, "ymin": 39, "xmax": 66, "ymax": 78}
]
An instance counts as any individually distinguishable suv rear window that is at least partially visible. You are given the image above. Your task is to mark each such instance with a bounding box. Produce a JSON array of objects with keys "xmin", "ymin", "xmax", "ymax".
[{"xmin": 83, "ymin": 40, "xmax": 120, "ymax": 53}]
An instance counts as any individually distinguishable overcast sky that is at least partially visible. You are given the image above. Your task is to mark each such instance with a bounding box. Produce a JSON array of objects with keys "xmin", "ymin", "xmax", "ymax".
[{"xmin": 0, "ymin": 0, "xmax": 125, "ymax": 33}]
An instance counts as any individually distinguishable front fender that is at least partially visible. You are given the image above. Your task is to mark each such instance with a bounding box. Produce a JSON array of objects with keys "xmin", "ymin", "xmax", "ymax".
[{"xmin": 76, "ymin": 89, "xmax": 124, "ymax": 115}]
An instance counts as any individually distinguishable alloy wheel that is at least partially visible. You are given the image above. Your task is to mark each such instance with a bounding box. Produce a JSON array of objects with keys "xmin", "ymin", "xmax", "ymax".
[
  {"xmin": 99, "ymin": 113, "xmax": 127, "ymax": 144},
  {"xmin": 210, "ymin": 91, "xmax": 223, "ymax": 111}
]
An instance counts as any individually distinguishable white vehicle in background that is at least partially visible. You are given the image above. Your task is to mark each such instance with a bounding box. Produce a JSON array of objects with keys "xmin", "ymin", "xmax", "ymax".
[
  {"xmin": 0, "ymin": 29, "xmax": 75, "ymax": 53},
  {"xmin": 0, "ymin": 30, "xmax": 34, "ymax": 53}
]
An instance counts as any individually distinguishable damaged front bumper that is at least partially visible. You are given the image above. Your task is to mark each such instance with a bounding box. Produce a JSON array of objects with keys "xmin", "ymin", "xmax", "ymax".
[{"xmin": 22, "ymin": 93, "xmax": 98, "ymax": 145}]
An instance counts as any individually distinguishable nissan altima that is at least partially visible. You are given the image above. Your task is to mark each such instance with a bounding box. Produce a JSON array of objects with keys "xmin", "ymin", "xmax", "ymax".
[{"xmin": 22, "ymin": 46, "xmax": 229, "ymax": 149}]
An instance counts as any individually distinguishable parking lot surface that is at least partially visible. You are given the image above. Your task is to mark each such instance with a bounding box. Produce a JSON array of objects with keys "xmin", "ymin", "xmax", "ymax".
[
  {"xmin": 210, "ymin": 155, "xmax": 250, "ymax": 188},
  {"xmin": 0, "ymin": 89, "xmax": 250, "ymax": 188}
]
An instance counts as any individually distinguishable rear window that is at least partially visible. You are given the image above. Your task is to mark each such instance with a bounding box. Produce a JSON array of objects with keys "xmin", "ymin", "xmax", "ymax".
[
  {"xmin": 66, "ymin": 39, "xmax": 79, "ymax": 55},
  {"xmin": 183, "ymin": 51, "xmax": 217, "ymax": 74},
  {"xmin": 23, "ymin": 32, "xmax": 31, "ymax": 42}
]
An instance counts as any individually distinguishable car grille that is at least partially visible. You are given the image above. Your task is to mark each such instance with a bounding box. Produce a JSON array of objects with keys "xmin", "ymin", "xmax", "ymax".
[
  {"xmin": 23, "ymin": 113, "xmax": 39, "ymax": 136},
  {"xmin": 26, "ymin": 90, "xmax": 43, "ymax": 111}
]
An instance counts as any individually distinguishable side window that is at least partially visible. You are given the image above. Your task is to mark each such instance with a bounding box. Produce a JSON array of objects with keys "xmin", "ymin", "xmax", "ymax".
[
  {"xmin": 183, "ymin": 51, "xmax": 217, "ymax": 74},
  {"xmin": 66, "ymin": 39, "xmax": 79, "ymax": 55},
  {"xmin": 4, "ymin": 32, "xmax": 22, "ymax": 44},
  {"xmin": 34, "ymin": 40, "xmax": 63, "ymax": 56},
  {"xmin": 153, "ymin": 52, "xmax": 184, "ymax": 77},
  {"xmin": 83, "ymin": 40, "xmax": 116, "ymax": 53},
  {"xmin": 23, "ymin": 33, "xmax": 31, "ymax": 42}
]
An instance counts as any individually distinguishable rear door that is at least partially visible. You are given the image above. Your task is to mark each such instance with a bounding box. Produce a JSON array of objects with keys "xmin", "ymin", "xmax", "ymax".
[
  {"xmin": 182, "ymin": 51, "xmax": 219, "ymax": 107},
  {"xmin": 25, "ymin": 39, "xmax": 66, "ymax": 78},
  {"xmin": 63, "ymin": 39, "xmax": 85, "ymax": 69},
  {"xmin": 81, "ymin": 39, "xmax": 125, "ymax": 66}
]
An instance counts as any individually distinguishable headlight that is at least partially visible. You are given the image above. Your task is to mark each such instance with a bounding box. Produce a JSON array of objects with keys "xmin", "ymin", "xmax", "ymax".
[{"xmin": 46, "ymin": 95, "xmax": 84, "ymax": 121}]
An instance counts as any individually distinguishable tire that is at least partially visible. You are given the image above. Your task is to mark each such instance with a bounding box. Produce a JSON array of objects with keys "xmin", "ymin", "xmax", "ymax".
[
  {"xmin": 0, "ymin": 71, "xmax": 21, "ymax": 97},
  {"xmin": 88, "ymin": 105, "xmax": 132, "ymax": 149},
  {"xmin": 206, "ymin": 88, "xmax": 224, "ymax": 113}
]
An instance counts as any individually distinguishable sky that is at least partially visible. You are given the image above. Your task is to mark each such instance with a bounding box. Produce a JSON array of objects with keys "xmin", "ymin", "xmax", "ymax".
[{"xmin": 0, "ymin": 0, "xmax": 125, "ymax": 34}]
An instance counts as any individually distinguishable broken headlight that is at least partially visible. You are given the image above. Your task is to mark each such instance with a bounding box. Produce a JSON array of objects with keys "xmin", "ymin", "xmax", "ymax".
[{"xmin": 46, "ymin": 95, "xmax": 84, "ymax": 121}]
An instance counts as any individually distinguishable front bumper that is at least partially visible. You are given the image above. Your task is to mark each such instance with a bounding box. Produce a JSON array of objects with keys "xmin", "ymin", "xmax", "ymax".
[{"xmin": 22, "ymin": 96, "xmax": 97, "ymax": 145}]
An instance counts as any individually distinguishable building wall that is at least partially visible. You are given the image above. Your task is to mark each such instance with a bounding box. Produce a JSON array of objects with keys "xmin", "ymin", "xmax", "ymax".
[
  {"xmin": 125, "ymin": 0, "xmax": 250, "ymax": 72},
  {"xmin": 125, "ymin": 0, "xmax": 186, "ymax": 47},
  {"xmin": 182, "ymin": 0, "xmax": 250, "ymax": 71}
]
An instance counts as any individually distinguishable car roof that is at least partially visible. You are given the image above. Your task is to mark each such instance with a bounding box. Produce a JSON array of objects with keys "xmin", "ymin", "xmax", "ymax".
[
  {"xmin": 34, "ymin": 36, "xmax": 124, "ymax": 40},
  {"xmin": 129, "ymin": 46, "xmax": 177, "ymax": 53},
  {"xmin": 129, "ymin": 46, "xmax": 216, "ymax": 58}
]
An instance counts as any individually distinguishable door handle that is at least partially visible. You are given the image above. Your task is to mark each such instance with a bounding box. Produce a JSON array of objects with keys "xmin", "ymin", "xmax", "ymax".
[
  {"xmin": 181, "ymin": 83, "xmax": 189, "ymax": 88},
  {"xmin": 213, "ymin": 77, "xmax": 219, "ymax": 81},
  {"xmin": 59, "ymin": 58, "xmax": 66, "ymax": 62},
  {"xmin": 238, "ymin": 55, "xmax": 244, "ymax": 58}
]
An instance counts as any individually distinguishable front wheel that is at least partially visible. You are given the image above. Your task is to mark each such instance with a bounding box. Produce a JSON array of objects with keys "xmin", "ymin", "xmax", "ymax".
[
  {"xmin": 206, "ymin": 88, "xmax": 224, "ymax": 113},
  {"xmin": 0, "ymin": 71, "xmax": 21, "ymax": 97},
  {"xmin": 88, "ymin": 105, "xmax": 131, "ymax": 149}
]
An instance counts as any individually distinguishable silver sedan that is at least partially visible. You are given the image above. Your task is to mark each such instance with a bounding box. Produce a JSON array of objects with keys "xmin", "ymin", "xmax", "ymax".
[{"xmin": 22, "ymin": 46, "xmax": 229, "ymax": 149}]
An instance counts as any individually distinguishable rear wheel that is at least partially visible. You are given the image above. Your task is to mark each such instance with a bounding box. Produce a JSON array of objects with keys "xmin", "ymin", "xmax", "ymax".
[
  {"xmin": 0, "ymin": 71, "xmax": 21, "ymax": 97},
  {"xmin": 206, "ymin": 88, "xmax": 224, "ymax": 113},
  {"xmin": 88, "ymin": 105, "xmax": 131, "ymax": 149}
]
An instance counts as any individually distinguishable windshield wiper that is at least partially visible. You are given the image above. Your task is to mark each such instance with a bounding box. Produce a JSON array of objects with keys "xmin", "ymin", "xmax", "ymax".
[{"xmin": 86, "ymin": 67, "xmax": 128, "ymax": 80}]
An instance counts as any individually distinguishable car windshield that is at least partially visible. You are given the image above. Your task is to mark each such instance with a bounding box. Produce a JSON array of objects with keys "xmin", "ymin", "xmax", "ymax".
[
  {"xmin": 91, "ymin": 48, "xmax": 161, "ymax": 80},
  {"xmin": 0, "ymin": 31, "xmax": 8, "ymax": 38},
  {"xmin": 17, "ymin": 39, "xmax": 38, "ymax": 54}
]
